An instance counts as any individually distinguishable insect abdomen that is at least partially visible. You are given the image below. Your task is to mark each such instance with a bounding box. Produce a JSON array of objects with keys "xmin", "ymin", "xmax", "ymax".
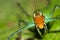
[{"xmin": 34, "ymin": 14, "xmax": 44, "ymax": 29}]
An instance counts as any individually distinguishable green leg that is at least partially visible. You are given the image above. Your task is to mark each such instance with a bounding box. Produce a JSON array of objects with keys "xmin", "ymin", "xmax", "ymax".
[
  {"xmin": 17, "ymin": 20, "xmax": 28, "ymax": 40},
  {"xmin": 45, "ymin": 15, "xmax": 60, "ymax": 23},
  {"xmin": 18, "ymin": 20, "xmax": 28, "ymax": 28},
  {"xmin": 8, "ymin": 20, "xmax": 28, "ymax": 40},
  {"xmin": 16, "ymin": 2, "xmax": 31, "ymax": 19},
  {"xmin": 8, "ymin": 23, "xmax": 35, "ymax": 40},
  {"xmin": 51, "ymin": 4, "xmax": 60, "ymax": 16},
  {"xmin": 45, "ymin": 2, "xmax": 60, "ymax": 21},
  {"xmin": 50, "ymin": 16, "xmax": 60, "ymax": 21}
]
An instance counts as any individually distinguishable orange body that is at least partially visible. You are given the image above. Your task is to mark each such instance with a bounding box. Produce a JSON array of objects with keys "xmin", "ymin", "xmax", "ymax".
[{"xmin": 34, "ymin": 13, "xmax": 44, "ymax": 29}]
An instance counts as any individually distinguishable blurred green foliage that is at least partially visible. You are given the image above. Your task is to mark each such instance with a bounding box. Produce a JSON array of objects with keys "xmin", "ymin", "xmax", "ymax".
[{"xmin": 0, "ymin": 0, "xmax": 60, "ymax": 40}]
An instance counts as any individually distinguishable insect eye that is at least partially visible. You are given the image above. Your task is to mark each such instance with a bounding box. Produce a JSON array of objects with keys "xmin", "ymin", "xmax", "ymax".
[
  {"xmin": 39, "ymin": 12, "xmax": 43, "ymax": 16},
  {"xmin": 34, "ymin": 14, "xmax": 36, "ymax": 17},
  {"xmin": 34, "ymin": 13, "xmax": 40, "ymax": 17}
]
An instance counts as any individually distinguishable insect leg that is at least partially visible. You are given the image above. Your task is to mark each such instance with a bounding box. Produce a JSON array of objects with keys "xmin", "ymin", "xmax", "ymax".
[
  {"xmin": 17, "ymin": 20, "xmax": 28, "ymax": 40},
  {"xmin": 50, "ymin": 16, "xmax": 60, "ymax": 21},
  {"xmin": 45, "ymin": 15, "xmax": 60, "ymax": 23},
  {"xmin": 36, "ymin": 26, "xmax": 43, "ymax": 38},
  {"xmin": 8, "ymin": 23, "xmax": 35, "ymax": 40},
  {"xmin": 51, "ymin": 4, "xmax": 60, "ymax": 15},
  {"xmin": 18, "ymin": 20, "xmax": 28, "ymax": 28},
  {"xmin": 16, "ymin": 2, "xmax": 32, "ymax": 21},
  {"xmin": 44, "ymin": 4, "xmax": 60, "ymax": 23}
]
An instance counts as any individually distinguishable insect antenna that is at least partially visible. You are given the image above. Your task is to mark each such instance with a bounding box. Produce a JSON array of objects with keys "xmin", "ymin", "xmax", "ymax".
[{"xmin": 34, "ymin": 0, "xmax": 37, "ymax": 10}]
